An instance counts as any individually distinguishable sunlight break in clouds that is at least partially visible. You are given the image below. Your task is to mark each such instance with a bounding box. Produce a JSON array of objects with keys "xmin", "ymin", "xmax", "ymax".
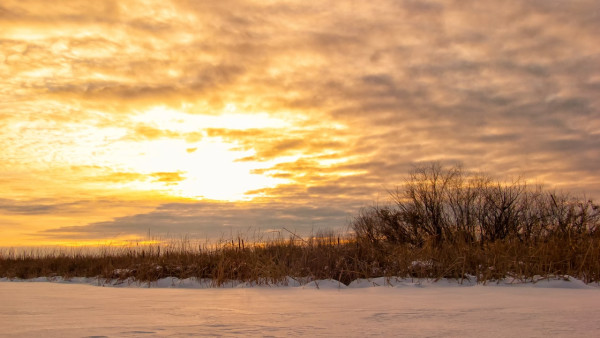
[
  {"xmin": 1, "ymin": 0, "xmax": 599, "ymax": 246},
  {"xmin": 100, "ymin": 105, "xmax": 296, "ymax": 201}
]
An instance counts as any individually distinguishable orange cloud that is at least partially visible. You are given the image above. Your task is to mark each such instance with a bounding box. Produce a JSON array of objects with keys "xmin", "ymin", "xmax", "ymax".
[
  {"xmin": 150, "ymin": 172, "xmax": 185, "ymax": 185},
  {"xmin": 133, "ymin": 125, "xmax": 179, "ymax": 140}
]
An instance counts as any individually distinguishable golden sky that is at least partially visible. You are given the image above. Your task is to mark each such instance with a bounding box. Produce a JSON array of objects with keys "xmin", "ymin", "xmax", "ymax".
[{"xmin": 1, "ymin": 0, "xmax": 600, "ymax": 246}]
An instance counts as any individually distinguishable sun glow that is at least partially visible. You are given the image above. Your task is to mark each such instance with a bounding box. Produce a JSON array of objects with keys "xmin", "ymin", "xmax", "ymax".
[
  {"xmin": 121, "ymin": 138, "xmax": 287, "ymax": 201},
  {"xmin": 102, "ymin": 105, "xmax": 292, "ymax": 201}
]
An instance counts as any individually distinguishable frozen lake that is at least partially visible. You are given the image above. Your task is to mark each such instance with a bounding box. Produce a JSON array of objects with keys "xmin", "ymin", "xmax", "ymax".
[{"xmin": 1, "ymin": 279, "xmax": 599, "ymax": 337}]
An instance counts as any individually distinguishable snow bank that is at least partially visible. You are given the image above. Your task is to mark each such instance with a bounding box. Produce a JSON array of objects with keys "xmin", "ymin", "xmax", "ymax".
[{"xmin": 1, "ymin": 275, "xmax": 596, "ymax": 289}]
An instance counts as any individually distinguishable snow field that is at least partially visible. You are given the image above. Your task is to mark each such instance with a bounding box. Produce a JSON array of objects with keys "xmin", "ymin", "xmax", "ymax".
[{"xmin": 1, "ymin": 277, "xmax": 599, "ymax": 337}]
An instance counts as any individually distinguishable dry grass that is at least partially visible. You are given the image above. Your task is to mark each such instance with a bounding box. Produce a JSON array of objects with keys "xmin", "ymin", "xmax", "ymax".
[{"xmin": 1, "ymin": 230, "xmax": 598, "ymax": 286}]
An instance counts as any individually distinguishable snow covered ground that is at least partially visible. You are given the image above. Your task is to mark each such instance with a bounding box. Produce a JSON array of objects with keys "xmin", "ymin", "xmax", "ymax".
[{"xmin": 1, "ymin": 277, "xmax": 599, "ymax": 337}]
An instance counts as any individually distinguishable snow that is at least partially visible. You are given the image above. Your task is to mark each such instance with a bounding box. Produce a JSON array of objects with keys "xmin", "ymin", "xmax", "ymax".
[{"xmin": 1, "ymin": 277, "xmax": 599, "ymax": 337}]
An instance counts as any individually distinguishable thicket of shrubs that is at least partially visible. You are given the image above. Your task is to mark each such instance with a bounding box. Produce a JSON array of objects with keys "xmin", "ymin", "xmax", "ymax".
[
  {"xmin": 1, "ymin": 163, "xmax": 599, "ymax": 285},
  {"xmin": 354, "ymin": 163, "xmax": 599, "ymax": 246},
  {"xmin": 350, "ymin": 163, "xmax": 600, "ymax": 284}
]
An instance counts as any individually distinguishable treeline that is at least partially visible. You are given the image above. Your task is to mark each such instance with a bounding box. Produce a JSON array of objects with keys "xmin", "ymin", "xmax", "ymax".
[{"xmin": 353, "ymin": 163, "xmax": 600, "ymax": 246}]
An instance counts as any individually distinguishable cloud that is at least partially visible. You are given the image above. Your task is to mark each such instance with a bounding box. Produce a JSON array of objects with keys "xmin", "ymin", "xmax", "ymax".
[
  {"xmin": 94, "ymin": 171, "xmax": 186, "ymax": 186},
  {"xmin": 0, "ymin": 198, "xmax": 67, "ymax": 215},
  {"xmin": 150, "ymin": 172, "xmax": 185, "ymax": 185},
  {"xmin": 2, "ymin": 0, "xmax": 600, "ymax": 244},
  {"xmin": 127, "ymin": 124, "xmax": 203, "ymax": 142},
  {"xmin": 39, "ymin": 201, "xmax": 353, "ymax": 239},
  {"xmin": 0, "ymin": 197, "xmax": 153, "ymax": 217}
]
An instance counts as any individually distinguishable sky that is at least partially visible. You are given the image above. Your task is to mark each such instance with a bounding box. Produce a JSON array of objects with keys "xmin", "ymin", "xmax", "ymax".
[{"xmin": 1, "ymin": 0, "xmax": 599, "ymax": 246}]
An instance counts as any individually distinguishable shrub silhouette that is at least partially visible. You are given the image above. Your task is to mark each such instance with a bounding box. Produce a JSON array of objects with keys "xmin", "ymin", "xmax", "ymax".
[{"xmin": 353, "ymin": 163, "xmax": 600, "ymax": 246}]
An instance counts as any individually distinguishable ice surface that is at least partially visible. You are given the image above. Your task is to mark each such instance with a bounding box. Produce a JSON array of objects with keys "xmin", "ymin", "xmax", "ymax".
[{"xmin": 1, "ymin": 278, "xmax": 599, "ymax": 337}]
